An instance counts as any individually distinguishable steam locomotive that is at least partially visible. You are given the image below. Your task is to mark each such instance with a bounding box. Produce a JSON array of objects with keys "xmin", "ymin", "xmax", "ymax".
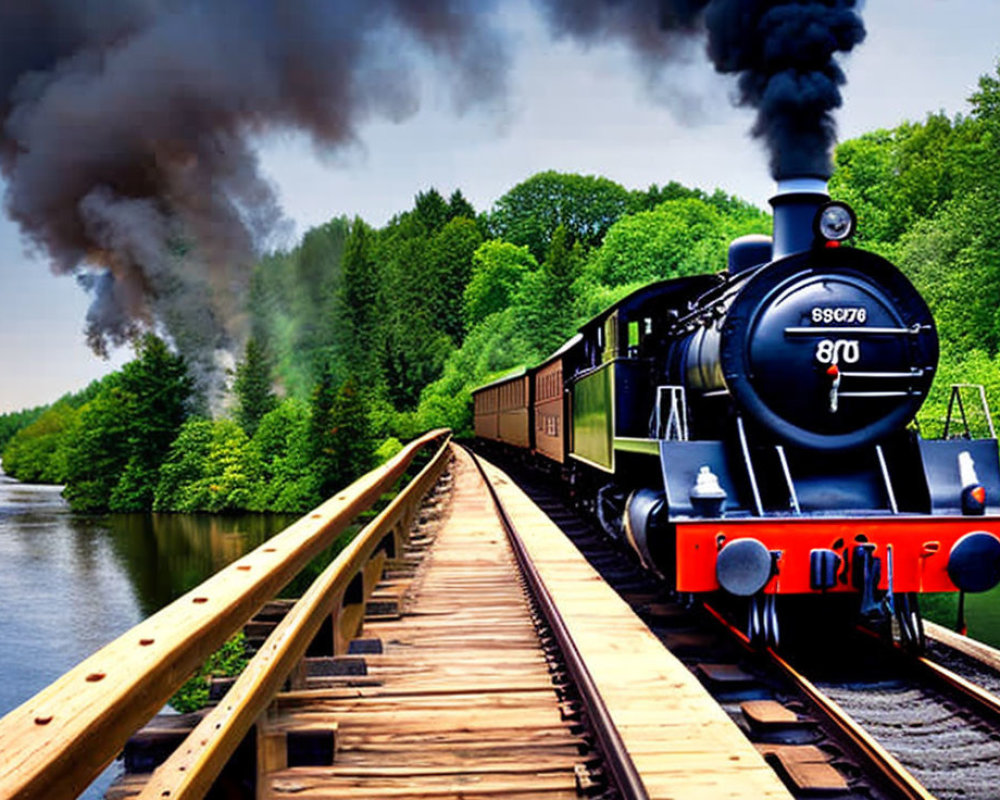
[{"xmin": 472, "ymin": 178, "xmax": 1000, "ymax": 648}]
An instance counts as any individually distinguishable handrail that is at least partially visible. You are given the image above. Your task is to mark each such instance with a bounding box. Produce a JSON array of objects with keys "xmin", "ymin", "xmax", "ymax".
[
  {"xmin": 137, "ymin": 432, "xmax": 452, "ymax": 799},
  {"xmin": 0, "ymin": 429, "xmax": 451, "ymax": 800}
]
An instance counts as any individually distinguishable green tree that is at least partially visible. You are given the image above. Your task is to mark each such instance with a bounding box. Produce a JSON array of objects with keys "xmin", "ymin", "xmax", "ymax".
[
  {"xmin": 232, "ymin": 337, "xmax": 277, "ymax": 437},
  {"xmin": 0, "ymin": 406, "xmax": 48, "ymax": 453},
  {"xmin": 375, "ymin": 210, "xmax": 455, "ymax": 410},
  {"xmin": 829, "ymin": 114, "xmax": 971, "ymax": 252},
  {"xmin": 588, "ymin": 197, "xmax": 770, "ymax": 287},
  {"xmin": 415, "ymin": 308, "xmax": 540, "ymax": 434},
  {"xmin": 516, "ymin": 225, "xmax": 583, "ymax": 356},
  {"xmin": 154, "ymin": 419, "xmax": 257, "ymax": 512},
  {"xmin": 310, "ymin": 376, "xmax": 374, "ymax": 500},
  {"xmin": 338, "ymin": 218, "xmax": 380, "ymax": 383},
  {"xmin": 413, "ymin": 188, "xmax": 450, "ymax": 234},
  {"xmin": 63, "ymin": 335, "xmax": 193, "ymax": 512},
  {"xmin": 1, "ymin": 403, "xmax": 80, "ymax": 483},
  {"xmin": 463, "ymin": 240, "xmax": 538, "ymax": 331},
  {"xmin": 427, "ymin": 217, "xmax": 483, "ymax": 343},
  {"xmin": 488, "ymin": 171, "xmax": 631, "ymax": 259},
  {"xmin": 62, "ymin": 384, "xmax": 132, "ymax": 512},
  {"xmin": 447, "ymin": 189, "xmax": 476, "ymax": 221},
  {"xmin": 249, "ymin": 398, "xmax": 319, "ymax": 512}
]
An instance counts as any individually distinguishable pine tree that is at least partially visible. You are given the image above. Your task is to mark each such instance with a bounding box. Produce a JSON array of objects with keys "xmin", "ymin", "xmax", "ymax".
[
  {"xmin": 233, "ymin": 337, "xmax": 277, "ymax": 437},
  {"xmin": 339, "ymin": 218, "xmax": 379, "ymax": 383},
  {"xmin": 63, "ymin": 334, "xmax": 193, "ymax": 512},
  {"xmin": 309, "ymin": 374, "xmax": 373, "ymax": 500}
]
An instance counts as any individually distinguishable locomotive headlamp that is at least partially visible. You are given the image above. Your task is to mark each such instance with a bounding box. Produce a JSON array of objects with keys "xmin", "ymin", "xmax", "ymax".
[{"xmin": 815, "ymin": 202, "xmax": 857, "ymax": 243}]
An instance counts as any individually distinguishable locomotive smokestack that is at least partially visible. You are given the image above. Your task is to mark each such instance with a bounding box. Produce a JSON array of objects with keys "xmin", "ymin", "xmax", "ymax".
[{"xmin": 770, "ymin": 176, "xmax": 829, "ymax": 260}]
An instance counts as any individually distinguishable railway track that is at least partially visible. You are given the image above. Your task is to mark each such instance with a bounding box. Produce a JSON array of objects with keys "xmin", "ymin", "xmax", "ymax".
[
  {"xmin": 466, "ymin": 447, "xmax": 647, "ymax": 799},
  {"xmin": 109, "ymin": 443, "xmax": 791, "ymax": 799},
  {"xmin": 482, "ymin": 450, "xmax": 1000, "ymax": 800}
]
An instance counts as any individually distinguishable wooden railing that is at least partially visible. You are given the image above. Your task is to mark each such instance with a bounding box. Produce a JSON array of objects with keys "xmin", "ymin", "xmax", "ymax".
[{"xmin": 0, "ymin": 429, "xmax": 452, "ymax": 800}]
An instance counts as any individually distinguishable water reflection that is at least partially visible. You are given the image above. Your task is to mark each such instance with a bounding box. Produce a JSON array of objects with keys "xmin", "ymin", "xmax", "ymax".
[{"xmin": 104, "ymin": 512, "xmax": 296, "ymax": 616}]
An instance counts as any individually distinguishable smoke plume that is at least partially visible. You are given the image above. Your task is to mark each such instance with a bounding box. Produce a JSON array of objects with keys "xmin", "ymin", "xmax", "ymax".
[
  {"xmin": 536, "ymin": 0, "xmax": 865, "ymax": 178},
  {"xmin": 0, "ymin": 0, "xmax": 508, "ymax": 385},
  {"xmin": 0, "ymin": 0, "xmax": 864, "ymax": 385}
]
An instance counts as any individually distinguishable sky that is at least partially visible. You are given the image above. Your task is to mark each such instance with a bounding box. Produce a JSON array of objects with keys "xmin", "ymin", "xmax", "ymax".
[{"xmin": 1, "ymin": 0, "xmax": 999, "ymax": 413}]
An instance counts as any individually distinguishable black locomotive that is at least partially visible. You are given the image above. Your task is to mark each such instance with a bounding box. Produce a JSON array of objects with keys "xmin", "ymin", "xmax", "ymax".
[{"xmin": 473, "ymin": 178, "xmax": 1000, "ymax": 648}]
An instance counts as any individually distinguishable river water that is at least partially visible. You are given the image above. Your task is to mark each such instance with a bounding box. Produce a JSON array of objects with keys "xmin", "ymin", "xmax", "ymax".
[{"xmin": 0, "ymin": 467, "xmax": 295, "ymax": 798}]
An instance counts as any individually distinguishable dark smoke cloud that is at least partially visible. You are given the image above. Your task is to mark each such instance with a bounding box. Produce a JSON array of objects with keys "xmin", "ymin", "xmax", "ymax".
[
  {"xmin": 0, "ymin": 0, "xmax": 864, "ymax": 391},
  {"xmin": 704, "ymin": 0, "xmax": 866, "ymax": 178},
  {"xmin": 0, "ymin": 0, "xmax": 507, "ymax": 395},
  {"xmin": 536, "ymin": 0, "xmax": 865, "ymax": 179}
]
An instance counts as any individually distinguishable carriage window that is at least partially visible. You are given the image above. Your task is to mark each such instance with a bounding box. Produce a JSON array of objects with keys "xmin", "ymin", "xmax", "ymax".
[{"xmin": 628, "ymin": 320, "xmax": 639, "ymax": 350}]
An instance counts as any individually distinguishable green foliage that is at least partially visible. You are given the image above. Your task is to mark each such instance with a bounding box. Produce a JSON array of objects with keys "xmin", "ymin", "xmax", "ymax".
[
  {"xmin": 447, "ymin": 189, "xmax": 476, "ymax": 221},
  {"xmin": 829, "ymin": 114, "xmax": 975, "ymax": 252},
  {"xmin": 0, "ymin": 376, "xmax": 113, "ymax": 470},
  {"xmin": 516, "ymin": 225, "xmax": 584, "ymax": 356},
  {"xmin": 154, "ymin": 419, "xmax": 258, "ymax": 512},
  {"xmin": 1, "ymin": 403, "xmax": 80, "ymax": 483},
  {"xmin": 248, "ymin": 398, "xmax": 321, "ymax": 512},
  {"xmin": 895, "ymin": 191, "xmax": 1000, "ymax": 356},
  {"xmin": 373, "ymin": 436, "xmax": 403, "ymax": 465},
  {"xmin": 170, "ymin": 633, "xmax": 248, "ymax": 713},
  {"xmin": 917, "ymin": 348, "xmax": 1000, "ymax": 440},
  {"xmin": 232, "ymin": 337, "xmax": 277, "ymax": 438},
  {"xmin": 310, "ymin": 377, "xmax": 374, "ymax": 500},
  {"xmin": 414, "ymin": 308, "xmax": 543, "ymax": 435},
  {"xmin": 0, "ymin": 405, "xmax": 48, "ymax": 453},
  {"xmin": 338, "ymin": 218, "xmax": 380, "ymax": 383},
  {"xmin": 489, "ymin": 171, "xmax": 631, "ymax": 259},
  {"xmin": 61, "ymin": 381, "xmax": 132, "ymax": 512},
  {"xmin": 376, "ymin": 212, "xmax": 456, "ymax": 410},
  {"xmin": 413, "ymin": 188, "xmax": 451, "ymax": 234},
  {"xmin": 427, "ymin": 217, "xmax": 483, "ymax": 343},
  {"xmin": 588, "ymin": 197, "xmax": 770, "ymax": 287},
  {"xmin": 62, "ymin": 335, "xmax": 193, "ymax": 512},
  {"xmin": 629, "ymin": 182, "xmax": 769, "ymax": 222},
  {"xmin": 463, "ymin": 240, "xmax": 538, "ymax": 331}
]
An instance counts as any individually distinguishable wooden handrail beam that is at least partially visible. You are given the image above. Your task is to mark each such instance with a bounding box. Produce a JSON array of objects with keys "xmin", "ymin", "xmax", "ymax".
[
  {"xmin": 0, "ymin": 429, "xmax": 450, "ymax": 800},
  {"xmin": 136, "ymin": 435, "xmax": 452, "ymax": 799}
]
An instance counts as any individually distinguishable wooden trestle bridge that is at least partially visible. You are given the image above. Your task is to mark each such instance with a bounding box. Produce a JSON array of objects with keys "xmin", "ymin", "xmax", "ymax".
[{"xmin": 5, "ymin": 430, "xmax": 1000, "ymax": 800}]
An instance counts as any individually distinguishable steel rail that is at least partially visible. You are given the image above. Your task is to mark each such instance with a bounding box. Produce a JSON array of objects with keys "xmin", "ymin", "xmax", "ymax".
[
  {"xmin": 916, "ymin": 656, "xmax": 1000, "ymax": 722},
  {"xmin": 466, "ymin": 447, "xmax": 650, "ymax": 800},
  {"xmin": 850, "ymin": 622, "xmax": 1000, "ymax": 724},
  {"xmin": 860, "ymin": 622, "xmax": 1000, "ymax": 728},
  {"xmin": 702, "ymin": 603, "xmax": 936, "ymax": 800}
]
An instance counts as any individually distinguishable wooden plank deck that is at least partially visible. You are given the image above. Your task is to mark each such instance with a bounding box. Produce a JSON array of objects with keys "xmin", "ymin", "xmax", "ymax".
[
  {"xmin": 256, "ymin": 446, "xmax": 793, "ymax": 799},
  {"xmin": 258, "ymin": 447, "xmax": 587, "ymax": 798}
]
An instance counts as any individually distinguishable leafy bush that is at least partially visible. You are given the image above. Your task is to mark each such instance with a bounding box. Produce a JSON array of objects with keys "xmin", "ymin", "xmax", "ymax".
[
  {"xmin": 170, "ymin": 633, "xmax": 248, "ymax": 713},
  {"xmin": 373, "ymin": 437, "xmax": 403, "ymax": 464},
  {"xmin": 154, "ymin": 419, "xmax": 259, "ymax": 512}
]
